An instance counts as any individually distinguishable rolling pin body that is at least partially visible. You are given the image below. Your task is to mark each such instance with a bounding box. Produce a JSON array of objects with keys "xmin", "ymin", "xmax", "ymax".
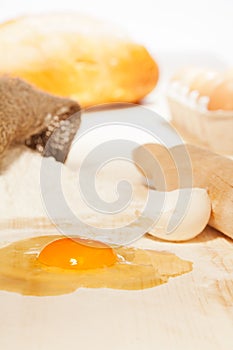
[{"xmin": 133, "ymin": 144, "xmax": 233, "ymax": 239}]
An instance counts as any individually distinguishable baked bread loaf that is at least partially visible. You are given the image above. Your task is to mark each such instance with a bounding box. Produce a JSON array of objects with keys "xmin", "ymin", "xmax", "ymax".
[
  {"xmin": 0, "ymin": 13, "xmax": 159, "ymax": 107},
  {"xmin": 167, "ymin": 67, "xmax": 233, "ymax": 155}
]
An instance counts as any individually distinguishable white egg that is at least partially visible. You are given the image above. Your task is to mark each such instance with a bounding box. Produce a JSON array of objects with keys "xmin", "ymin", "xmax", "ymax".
[{"xmin": 144, "ymin": 188, "xmax": 211, "ymax": 241}]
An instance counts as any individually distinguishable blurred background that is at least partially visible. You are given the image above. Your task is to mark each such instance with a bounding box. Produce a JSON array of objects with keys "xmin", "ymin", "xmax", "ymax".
[{"xmin": 0, "ymin": 0, "xmax": 232, "ymax": 64}]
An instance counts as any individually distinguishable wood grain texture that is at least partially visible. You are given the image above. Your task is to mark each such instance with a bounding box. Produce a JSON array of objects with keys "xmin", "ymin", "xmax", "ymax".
[
  {"xmin": 0, "ymin": 224, "xmax": 232, "ymax": 350},
  {"xmin": 0, "ymin": 148, "xmax": 232, "ymax": 350}
]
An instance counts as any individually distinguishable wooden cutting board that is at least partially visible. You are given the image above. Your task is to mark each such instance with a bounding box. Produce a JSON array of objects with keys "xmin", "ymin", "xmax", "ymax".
[{"xmin": 0, "ymin": 158, "xmax": 232, "ymax": 350}]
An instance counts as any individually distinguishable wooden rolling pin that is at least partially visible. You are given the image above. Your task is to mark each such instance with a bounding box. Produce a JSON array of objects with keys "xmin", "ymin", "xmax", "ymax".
[{"xmin": 133, "ymin": 144, "xmax": 233, "ymax": 239}]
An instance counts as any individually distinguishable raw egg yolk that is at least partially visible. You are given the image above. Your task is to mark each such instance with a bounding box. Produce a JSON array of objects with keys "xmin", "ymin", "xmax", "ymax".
[{"xmin": 38, "ymin": 237, "xmax": 117, "ymax": 270}]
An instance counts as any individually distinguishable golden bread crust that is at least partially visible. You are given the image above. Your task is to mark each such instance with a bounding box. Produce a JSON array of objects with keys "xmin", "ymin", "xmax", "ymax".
[{"xmin": 0, "ymin": 13, "xmax": 159, "ymax": 106}]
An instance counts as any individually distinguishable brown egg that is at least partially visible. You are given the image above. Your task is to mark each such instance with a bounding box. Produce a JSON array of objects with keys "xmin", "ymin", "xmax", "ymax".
[
  {"xmin": 189, "ymin": 71, "xmax": 222, "ymax": 97},
  {"xmin": 223, "ymin": 69, "xmax": 233, "ymax": 80},
  {"xmin": 0, "ymin": 235, "xmax": 192, "ymax": 296},
  {"xmin": 208, "ymin": 78, "xmax": 233, "ymax": 111},
  {"xmin": 171, "ymin": 67, "xmax": 203, "ymax": 87}
]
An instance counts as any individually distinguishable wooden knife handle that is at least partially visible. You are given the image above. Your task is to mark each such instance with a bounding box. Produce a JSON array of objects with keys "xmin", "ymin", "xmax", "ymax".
[{"xmin": 133, "ymin": 144, "xmax": 233, "ymax": 239}]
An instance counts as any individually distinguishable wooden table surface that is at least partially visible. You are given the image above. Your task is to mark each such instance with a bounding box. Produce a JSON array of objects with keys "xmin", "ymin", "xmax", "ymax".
[{"xmin": 0, "ymin": 156, "xmax": 232, "ymax": 350}]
